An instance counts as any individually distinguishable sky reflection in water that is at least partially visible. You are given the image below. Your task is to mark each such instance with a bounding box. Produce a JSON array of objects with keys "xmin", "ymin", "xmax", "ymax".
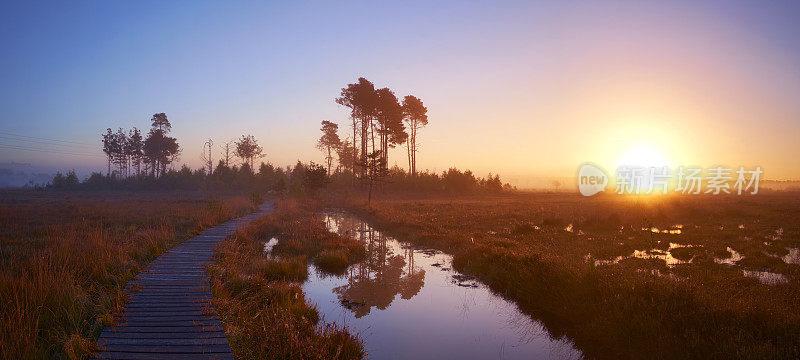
[{"xmin": 301, "ymin": 212, "xmax": 581, "ymax": 360}]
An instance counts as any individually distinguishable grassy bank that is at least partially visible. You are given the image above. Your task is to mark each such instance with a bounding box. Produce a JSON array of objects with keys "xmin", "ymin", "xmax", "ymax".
[
  {"xmin": 333, "ymin": 192, "xmax": 800, "ymax": 359},
  {"xmin": 0, "ymin": 190, "xmax": 253, "ymax": 359},
  {"xmin": 209, "ymin": 199, "xmax": 365, "ymax": 360}
]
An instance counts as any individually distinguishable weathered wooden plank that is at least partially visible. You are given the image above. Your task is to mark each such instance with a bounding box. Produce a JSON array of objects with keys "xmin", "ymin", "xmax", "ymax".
[
  {"xmin": 128, "ymin": 290, "xmax": 209, "ymax": 295},
  {"xmin": 103, "ymin": 324, "xmax": 223, "ymax": 333},
  {"xmin": 122, "ymin": 304, "xmax": 213, "ymax": 310},
  {"xmin": 127, "ymin": 288, "xmax": 209, "ymax": 293},
  {"xmin": 117, "ymin": 319, "xmax": 221, "ymax": 327},
  {"xmin": 98, "ymin": 337, "xmax": 229, "ymax": 346},
  {"xmin": 93, "ymin": 351, "xmax": 234, "ymax": 360},
  {"xmin": 127, "ymin": 295, "xmax": 212, "ymax": 301},
  {"xmin": 123, "ymin": 304, "xmax": 210, "ymax": 310},
  {"xmin": 120, "ymin": 310, "xmax": 216, "ymax": 316},
  {"xmin": 99, "ymin": 331, "xmax": 228, "ymax": 339},
  {"xmin": 129, "ymin": 280, "xmax": 209, "ymax": 286},
  {"xmin": 122, "ymin": 310, "xmax": 212, "ymax": 317},
  {"xmin": 126, "ymin": 297, "xmax": 211, "ymax": 302},
  {"xmin": 100, "ymin": 343, "xmax": 231, "ymax": 353},
  {"xmin": 136, "ymin": 275, "xmax": 207, "ymax": 279},
  {"xmin": 124, "ymin": 300, "xmax": 212, "ymax": 306},
  {"xmin": 118, "ymin": 315, "xmax": 217, "ymax": 322},
  {"xmin": 125, "ymin": 288, "xmax": 209, "ymax": 294}
]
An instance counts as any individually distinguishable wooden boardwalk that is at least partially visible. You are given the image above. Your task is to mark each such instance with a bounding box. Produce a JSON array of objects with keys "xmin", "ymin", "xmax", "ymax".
[{"xmin": 93, "ymin": 201, "xmax": 273, "ymax": 360}]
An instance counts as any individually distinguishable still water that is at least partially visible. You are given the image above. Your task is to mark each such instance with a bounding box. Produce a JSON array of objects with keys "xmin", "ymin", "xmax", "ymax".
[{"xmin": 301, "ymin": 212, "xmax": 582, "ymax": 360}]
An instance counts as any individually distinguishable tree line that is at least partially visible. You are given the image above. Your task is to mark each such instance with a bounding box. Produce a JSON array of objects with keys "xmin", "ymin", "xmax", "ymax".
[
  {"xmin": 101, "ymin": 113, "xmax": 178, "ymax": 179},
  {"xmin": 46, "ymin": 78, "xmax": 512, "ymax": 195},
  {"xmin": 311, "ymin": 78, "xmax": 512, "ymax": 198},
  {"xmin": 100, "ymin": 113, "xmax": 268, "ymax": 180},
  {"xmin": 49, "ymin": 160, "xmax": 511, "ymax": 195},
  {"xmin": 51, "ymin": 158, "xmax": 330, "ymax": 195}
]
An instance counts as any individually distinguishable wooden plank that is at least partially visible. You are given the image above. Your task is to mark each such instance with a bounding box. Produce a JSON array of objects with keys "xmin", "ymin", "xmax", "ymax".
[
  {"xmin": 104, "ymin": 325, "xmax": 224, "ymax": 333},
  {"xmin": 99, "ymin": 331, "xmax": 228, "ymax": 339},
  {"xmin": 128, "ymin": 281, "xmax": 210, "ymax": 286},
  {"xmin": 123, "ymin": 304, "xmax": 210, "ymax": 310},
  {"xmin": 99, "ymin": 337, "xmax": 229, "ymax": 346},
  {"xmin": 118, "ymin": 315, "xmax": 218, "ymax": 322},
  {"xmin": 127, "ymin": 295, "xmax": 212, "ymax": 301},
  {"xmin": 93, "ymin": 351, "xmax": 234, "ymax": 360},
  {"xmin": 122, "ymin": 310, "xmax": 212, "ymax": 316},
  {"xmin": 124, "ymin": 300, "xmax": 211, "ymax": 305},
  {"xmin": 117, "ymin": 319, "xmax": 221, "ymax": 327},
  {"xmin": 125, "ymin": 288, "xmax": 209, "ymax": 293},
  {"xmin": 121, "ymin": 304, "xmax": 213, "ymax": 310},
  {"xmin": 127, "ymin": 291, "xmax": 210, "ymax": 296},
  {"xmin": 100, "ymin": 344, "xmax": 231, "ymax": 353}
]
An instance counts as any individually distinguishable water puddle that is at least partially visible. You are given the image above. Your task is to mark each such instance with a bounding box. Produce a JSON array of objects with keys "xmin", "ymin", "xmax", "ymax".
[
  {"xmin": 636, "ymin": 268, "xmax": 686, "ymax": 281},
  {"xmin": 641, "ymin": 225, "xmax": 683, "ymax": 235},
  {"xmin": 263, "ymin": 237, "xmax": 279, "ymax": 255},
  {"xmin": 783, "ymin": 248, "xmax": 800, "ymax": 265},
  {"xmin": 766, "ymin": 228, "xmax": 784, "ymax": 241},
  {"xmin": 763, "ymin": 247, "xmax": 800, "ymax": 265},
  {"xmin": 714, "ymin": 247, "xmax": 744, "ymax": 266},
  {"xmin": 701, "ymin": 247, "xmax": 791, "ymax": 285},
  {"xmin": 741, "ymin": 270, "xmax": 789, "ymax": 285},
  {"xmin": 304, "ymin": 212, "xmax": 581, "ymax": 360},
  {"xmin": 592, "ymin": 243, "xmax": 696, "ymax": 267}
]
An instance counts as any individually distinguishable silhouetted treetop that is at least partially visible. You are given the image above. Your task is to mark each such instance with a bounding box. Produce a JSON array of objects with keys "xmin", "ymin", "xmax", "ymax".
[
  {"xmin": 402, "ymin": 95, "xmax": 427, "ymax": 126},
  {"xmin": 402, "ymin": 95, "xmax": 428, "ymax": 175},
  {"xmin": 317, "ymin": 120, "xmax": 341, "ymax": 175},
  {"xmin": 235, "ymin": 134, "xmax": 264, "ymax": 170},
  {"xmin": 151, "ymin": 113, "xmax": 171, "ymax": 133}
]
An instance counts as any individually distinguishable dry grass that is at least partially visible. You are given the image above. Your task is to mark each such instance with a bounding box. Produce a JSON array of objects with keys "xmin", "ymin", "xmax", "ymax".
[
  {"xmin": 209, "ymin": 199, "xmax": 365, "ymax": 359},
  {"xmin": 0, "ymin": 190, "xmax": 253, "ymax": 360},
  {"xmin": 332, "ymin": 191, "xmax": 800, "ymax": 359}
]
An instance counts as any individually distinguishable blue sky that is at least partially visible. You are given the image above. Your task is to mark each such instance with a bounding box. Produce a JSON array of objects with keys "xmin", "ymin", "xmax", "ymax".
[{"xmin": 1, "ymin": 1, "xmax": 799, "ymax": 183}]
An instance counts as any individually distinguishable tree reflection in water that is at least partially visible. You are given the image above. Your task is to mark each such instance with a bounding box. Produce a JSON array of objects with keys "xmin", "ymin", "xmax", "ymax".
[
  {"xmin": 322, "ymin": 213, "xmax": 425, "ymax": 317},
  {"xmin": 314, "ymin": 212, "xmax": 583, "ymax": 359}
]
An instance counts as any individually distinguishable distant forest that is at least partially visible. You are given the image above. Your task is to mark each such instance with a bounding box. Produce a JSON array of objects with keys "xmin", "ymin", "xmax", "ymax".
[{"xmin": 45, "ymin": 77, "xmax": 512, "ymax": 195}]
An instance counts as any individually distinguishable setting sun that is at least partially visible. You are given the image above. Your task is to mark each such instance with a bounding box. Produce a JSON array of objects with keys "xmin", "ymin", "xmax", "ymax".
[{"xmin": 617, "ymin": 144, "xmax": 670, "ymax": 169}]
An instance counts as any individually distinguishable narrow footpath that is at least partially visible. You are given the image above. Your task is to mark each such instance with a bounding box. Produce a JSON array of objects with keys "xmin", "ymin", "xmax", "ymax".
[{"xmin": 92, "ymin": 201, "xmax": 274, "ymax": 360}]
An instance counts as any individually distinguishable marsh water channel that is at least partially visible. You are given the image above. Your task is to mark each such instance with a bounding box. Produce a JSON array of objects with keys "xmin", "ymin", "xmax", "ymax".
[{"xmin": 297, "ymin": 212, "xmax": 581, "ymax": 360}]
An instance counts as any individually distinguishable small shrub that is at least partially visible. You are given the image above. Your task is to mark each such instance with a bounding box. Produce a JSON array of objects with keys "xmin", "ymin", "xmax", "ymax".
[{"xmin": 313, "ymin": 249, "xmax": 350, "ymax": 275}]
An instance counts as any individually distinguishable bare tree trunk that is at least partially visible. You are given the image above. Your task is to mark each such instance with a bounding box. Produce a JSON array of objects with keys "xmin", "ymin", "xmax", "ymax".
[
  {"xmin": 223, "ymin": 141, "xmax": 232, "ymax": 168},
  {"xmin": 326, "ymin": 147, "xmax": 332, "ymax": 175},
  {"xmin": 387, "ymin": 134, "xmax": 390, "ymax": 169},
  {"xmin": 410, "ymin": 125, "xmax": 415, "ymax": 175},
  {"xmin": 352, "ymin": 117, "xmax": 357, "ymax": 186},
  {"xmin": 361, "ymin": 115, "xmax": 369, "ymax": 181},
  {"xmin": 368, "ymin": 179, "xmax": 373, "ymax": 205},
  {"xmin": 370, "ymin": 122, "xmax": 376, "ymax": 162},
  {"xmin": 380, "ymin": 123, "xmax": 387, "ymax": 170},
  {"xmin": 412, "ymin": 125, "xmax": 418, "ymax": 175},
  {"xmin": 406, "ymin": 138, "xmax": 411, "ymax": 174}
]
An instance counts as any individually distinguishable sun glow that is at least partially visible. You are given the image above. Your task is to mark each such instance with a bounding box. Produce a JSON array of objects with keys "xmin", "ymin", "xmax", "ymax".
[
  {"xmin": 617, "ymin": 144, "xmax": 670, "ymax": 169},
  {"xmin": 612, "ymin": 143, "xmax": 676, "ymax": 198}
]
